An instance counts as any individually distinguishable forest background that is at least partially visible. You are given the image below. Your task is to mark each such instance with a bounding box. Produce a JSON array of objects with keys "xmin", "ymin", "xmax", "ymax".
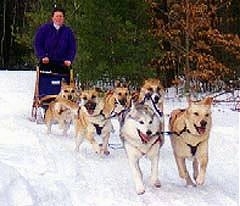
[{"xmin": 0, "ymin": 0, "xmax": 240, "ymax": 90}]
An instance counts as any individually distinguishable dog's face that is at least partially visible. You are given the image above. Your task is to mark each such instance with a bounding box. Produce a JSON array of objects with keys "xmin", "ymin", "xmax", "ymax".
[
  {"xmin": 59, "ymin": 82, "xmax": 77, "ymax": 101},
  {"xmin": 126, "ymin": 104, "xmax": 161, "ymax": 143},
  {"xmin": 112, "ymin": 81, "xmax": 131, "ymax": 107},
  {"xmin": 80, "ymin": 89, "xmax": 100, "ymax": 115},
  {"xmin": 113, "ymin": 87, "xmax": 131, "ymax": 107},
  {"xmin": 186, "ymin": 97, "xmax": 212, "ymax": 135},
  {"xmin": 139, "ymin": 78, "xmax": 164, "ymax": 105},
  {"xmin": 99, "ymin": 83, "xmax": 131, "ymax": 118}
]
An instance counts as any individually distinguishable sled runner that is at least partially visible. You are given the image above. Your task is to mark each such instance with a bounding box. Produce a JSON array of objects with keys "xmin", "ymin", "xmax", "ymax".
[{"xmin": 30, "ymin": 65, "xmax": 73, "ymax": 123}]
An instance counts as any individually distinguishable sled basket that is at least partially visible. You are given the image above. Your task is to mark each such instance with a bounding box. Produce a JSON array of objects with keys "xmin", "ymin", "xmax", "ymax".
[{"xmin": 30, "ymin": 66, "xmax": 73, "ymax": 123}]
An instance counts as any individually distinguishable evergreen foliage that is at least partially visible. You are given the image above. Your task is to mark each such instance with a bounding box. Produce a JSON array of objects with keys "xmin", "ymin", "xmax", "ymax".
[
  {"xmin": 73, "ymin": 0, "xmax": 162, "ymax": 85},
  {"xmin": 12, "ymin": 0, "xmax": 162, "ymax": 85},
  {"xmin": 0, "ymin": 0, "xmax": 239, "ymax": 88}
]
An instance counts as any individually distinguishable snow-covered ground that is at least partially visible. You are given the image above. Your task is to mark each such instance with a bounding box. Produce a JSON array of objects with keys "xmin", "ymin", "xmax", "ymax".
[{"xmin": 0, "ymin": 71, "xmax": 239, "ymax": 206}]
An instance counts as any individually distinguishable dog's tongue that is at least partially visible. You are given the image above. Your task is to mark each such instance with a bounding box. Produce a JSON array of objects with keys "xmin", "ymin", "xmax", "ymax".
[
  {"xmin": 197, "ymin": 127, "xmax": 206, "ymax": 134},
  {"xmin": 138, "ymin": 130, "xmax": 150, "ymax": 144}
]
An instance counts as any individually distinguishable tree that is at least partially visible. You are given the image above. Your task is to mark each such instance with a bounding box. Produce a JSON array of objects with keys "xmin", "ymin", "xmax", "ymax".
[
  {"xmin": 0, "ymin": 0, "xmax": 7, "ymax": 66},
  {"xmin": 148, "ymin": 0, "xmax": 240, "ymax": 90},
  {"xmin": 13, "ymin": 0, "xmax": 163, "ymax": 86},
  {"xmin": 13, "ymin": 0, "xmax": 59, "ymax": 67},
  {"xmin": 74, "ymin": 0, "xmax": 163, "ymax": 86}
]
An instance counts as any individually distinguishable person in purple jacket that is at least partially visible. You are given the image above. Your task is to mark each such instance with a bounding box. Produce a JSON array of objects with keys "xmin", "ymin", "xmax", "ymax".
[{"xmin": 34, "ymin": 7, "xmax": 76, "ymax": 74}]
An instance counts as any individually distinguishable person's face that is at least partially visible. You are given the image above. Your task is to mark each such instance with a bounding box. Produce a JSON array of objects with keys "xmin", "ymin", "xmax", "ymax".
[{"xmin": 52, "ymin": 11, "xmax": 64, "ymax": 26}]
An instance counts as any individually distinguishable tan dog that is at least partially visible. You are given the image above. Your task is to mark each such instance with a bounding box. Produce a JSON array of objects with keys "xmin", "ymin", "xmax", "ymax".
[
  {"xmin": 58, "ymin": 81, "xmax": 80, "ymax": 102},
  {"xmin": 74, "ymin": 88, "xmax": 126, "ymax": 155},
  {"xmin": 75, "ymin": 83, "xmax": 131, "ymax": 154},
  {"xmin": 79, "ymin": 88, "xmax": 103, "ymax": 115},
  {"xmin": 132, "ymin": 78, "xmax": 165, "ymax": 141},
  {"xmin": 44, "ymin": 81, "xmax": 80, "ymax": 135},
  {"xmin": 45, "ymin": 97, "xmax": 79, "ymax": 135},
  {"xmin": 75, "ymin": 88, "xmax": 107, "ymax": 154},
  {"xmin": 138, "ymin": 78, "xmax": 164, "ymax": 114},
  {"xmin": 113, "ymin": 81, "xmax": 131, "ymax": 108},
  {"xmin": 169, "ymin": 97, "xmax": 213, "ymax": 186}
]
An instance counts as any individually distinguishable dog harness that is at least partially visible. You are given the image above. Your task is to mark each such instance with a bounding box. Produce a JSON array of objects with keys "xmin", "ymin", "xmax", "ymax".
[
  {"xmin": 140, "ymin": 95, "xmax": 163, "ymax": 119},
  {"xmin": 172, "ymin": 125, "xmax": 191, "ymax": 137},
  {"xmin": 93, "ymin": 123, "xmax": 103, "ymax": 135},
  {"xmin": 123, "ymin": 133, "xmax": 163, "ymax": 156},
  {"xmin": 171, "ymin": 124, "xmax": 206, "ymax": 156},
  {"xmin": 187, "ymin": 142, "xmax": 201, "ymax": 156}
]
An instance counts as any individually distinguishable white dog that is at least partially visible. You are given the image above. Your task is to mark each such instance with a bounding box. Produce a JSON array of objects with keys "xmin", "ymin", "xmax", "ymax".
[{"xmin": 121, "ymin": 103, "xmax": 164, "ymax": 195}]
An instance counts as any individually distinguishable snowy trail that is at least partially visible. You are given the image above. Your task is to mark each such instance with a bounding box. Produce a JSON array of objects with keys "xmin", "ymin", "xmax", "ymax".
[{"xmin": 0, "ymin": 71, "xmax": 238, "ymax": 206}]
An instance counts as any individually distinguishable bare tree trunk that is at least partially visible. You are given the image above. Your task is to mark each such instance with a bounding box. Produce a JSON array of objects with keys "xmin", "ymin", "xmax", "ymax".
[
  {"xmin": 1, "ymin": 0, "xmax": 6, "ymax": 66},
  {"xmin": 10, "ymin": 0, "xmax": 17, "ymax": 47},
  {"xmin": 184, "ymin": 0, "xmax": 190, "ymax": 94}
]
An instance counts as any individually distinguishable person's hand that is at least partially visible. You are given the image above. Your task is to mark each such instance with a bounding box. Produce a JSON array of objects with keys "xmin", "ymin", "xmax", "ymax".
[
  {"xmin": 42, "ymin": 57, "xmax": 49, "ymax": 64},
  {"xmin": 64, "ymin": 60, "xmax": 71, "ymax": 67}
]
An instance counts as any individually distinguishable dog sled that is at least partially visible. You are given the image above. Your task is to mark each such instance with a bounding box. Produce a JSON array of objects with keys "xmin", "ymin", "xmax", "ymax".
[{"xmin": 30, "ymin": 65, "xmax": 73, "ymax": 123}]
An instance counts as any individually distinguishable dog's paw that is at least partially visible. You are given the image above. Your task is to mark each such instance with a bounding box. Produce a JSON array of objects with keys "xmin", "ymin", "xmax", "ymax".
[
  {"xmin": 99, "ymin": 145, "xmax": 110, "ymax": 155},
  {"xmin": 151, "ymin": 178, "xmax": 161, "ymax": 188},
  {"xmin": 99, "ymin": 150, "xmax": 110, "ymax": 156},
  {"xmin": 153, "ymin": 180, "xmax": 161, "ymax": 188},
  {"xmin": 136, "ymin": 184, "xmax": 145, "ymax": 195},
  {"xmin": 94, "ymin": 146, "xmax": 101, "ymax": 154},
  {"xmin": 136, "ymin": 188, "xmax": 145, "ymax": 195},
  {"xmin": 185, "ymin": 184, "xmax": 196, "ymax": 188},
  {"xmin": 184, "ymin": 176, "xmax": 196, "ymax": 187},
  {"xmin": 196, "ymin": 175, "xmax": 205, "ymax": 185},
  {"xmin": 103, "ymin": 150, "xmax": 110, "ymax": 155}
]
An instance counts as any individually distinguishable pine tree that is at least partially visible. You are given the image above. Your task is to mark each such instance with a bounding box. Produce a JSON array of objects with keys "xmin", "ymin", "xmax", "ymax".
[
  {"xmin": 13, "ymin": 0, "xmax": 163, "ymax": 86},
  {"xmin": 74, "ymin": 0, "xmax": 163, "ymax": 86}
]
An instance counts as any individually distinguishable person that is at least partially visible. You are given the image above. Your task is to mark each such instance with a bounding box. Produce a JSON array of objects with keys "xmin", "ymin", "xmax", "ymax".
[{"xmin": 34, "ymin": 7, "xmax": 77, "ymax": 75}]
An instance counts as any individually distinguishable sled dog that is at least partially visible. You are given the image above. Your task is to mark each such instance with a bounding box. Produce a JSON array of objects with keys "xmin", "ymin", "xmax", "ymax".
[
  {"xmin": 75, "ymin": 88, "xmax": 111, "ymax": 155},
  {"xmin": 44, "ymin": 81, "xmax": 79, "ymax": 135},
  {"xmin": 74, "ymin": 88, "xmax": 126, "ymax": 155},
  {"xmin": 113, "ymin": 80, "xmax": 131, "ymax": 108},
  {"xmin": 45, "ymin": 97, "xmax": 79, "ymax": 135},
  {"xmin": 169, "ymin": 97, "xmax": 213, "ymax": 186},
  {"xmin": 121, "ymin": 103, "xmax": 164, "ymax": 195},
  {"xmin": 58, "ymin": 81, "xmax": 80, "ymax": 102},
  {"xmin": 138, "ymin": 78, "xmax": 164, "ymax": 115}
]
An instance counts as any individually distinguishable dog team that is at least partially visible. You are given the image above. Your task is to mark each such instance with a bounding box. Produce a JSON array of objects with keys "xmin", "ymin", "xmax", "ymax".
[{"xmin": 43, "ymin": 78, "xmax": 213, "ymax": 195}]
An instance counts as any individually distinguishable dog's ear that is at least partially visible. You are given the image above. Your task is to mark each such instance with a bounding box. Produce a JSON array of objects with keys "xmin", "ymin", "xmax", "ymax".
[
  {"xmin": 121, "ymin": 81, "xmax": 131, "ymax": 89},
  {"xmin": 202, "ymin": 96, "xmax": 213, "ymax": 105},
  {"xmin": 130, "ymin": 91, "xmax": 139, "ymax": 102},
  {"xmin": 114, "ymin": 80, "xmax": 121, "ymax": 87},
  {"xmin": 186, "ymin": 94, "xmax": 192, "ymax": 105},
  {"xmin": 105, "ymin": 89, "xmax": 114, "ymax": 96},
  {"xmin": 138, "ymin": 86, "xmax": 148, "ymax": 103},
  {"xmin": 61, "ymin": 79, "xmax": 68, "ymax": 88},
  {"xmin": 69, "ymin": 82, "xmax": 74, "ymax": 87}
]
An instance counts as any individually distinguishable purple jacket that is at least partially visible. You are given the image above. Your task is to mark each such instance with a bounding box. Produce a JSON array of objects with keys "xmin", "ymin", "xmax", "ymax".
[{"xmin": 34, "ymin": 22, "xmax": 76, "ymax": 64}]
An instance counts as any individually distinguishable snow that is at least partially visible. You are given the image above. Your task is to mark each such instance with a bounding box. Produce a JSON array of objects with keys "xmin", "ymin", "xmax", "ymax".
[{"xmin": 0, "ymin": 71, "xmax": 239, "ymax": 206}]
